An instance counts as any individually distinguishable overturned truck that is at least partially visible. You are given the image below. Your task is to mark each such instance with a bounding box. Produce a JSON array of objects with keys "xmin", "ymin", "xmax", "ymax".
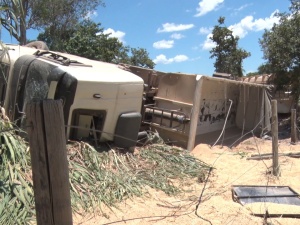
[
  {"xmin": 121, "ymin": 64, "xmax": 272, "ymax": 150},
  {"xmin": 0, "ymin": 43, "xmax": 272, "ymax": 150}
]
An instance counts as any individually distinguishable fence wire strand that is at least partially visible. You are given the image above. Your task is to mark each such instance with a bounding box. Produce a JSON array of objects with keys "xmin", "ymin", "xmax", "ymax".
[{"xmin": 3, "ymin": 103, "xmax": 298, "ymax": 225}]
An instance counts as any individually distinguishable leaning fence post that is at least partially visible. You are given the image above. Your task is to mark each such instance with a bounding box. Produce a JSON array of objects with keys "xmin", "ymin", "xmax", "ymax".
[
  {"xmin": 291, "ymin": 109, "xmax": 298, "ymax": 144},
  {"xmin": 26, "ymin": 100, "xmax": 72, "ymax": 225},
  {"xmin": 271, "ymin": 100, "xmax": 280, "ymax": 176}
]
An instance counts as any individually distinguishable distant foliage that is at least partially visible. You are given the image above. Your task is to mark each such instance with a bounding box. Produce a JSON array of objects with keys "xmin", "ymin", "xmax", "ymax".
[
  {"xmin": 38, "ymin": 20, "xmax": 155, "ymax": 68},
  {"xmin": 0, "ymin": 0, "xmax": 104, "ymax": 45},
  {"xmin": 0, "ymin": 0, "xmax": 21, "ymax": 41},
  {"xmin": 260, "ymin": 0, "xmax": 300, "ymax": 101},
  {"xmin": 129, "ymin": 47, "xmax": 155, "ymax": 69},
  {"xmin": 246, "ymin": 72, "xmax": 259, "ymax": 77},
  {"xmin": 210, "ymin": 17, "xmax": 250, "ymax": 78}
]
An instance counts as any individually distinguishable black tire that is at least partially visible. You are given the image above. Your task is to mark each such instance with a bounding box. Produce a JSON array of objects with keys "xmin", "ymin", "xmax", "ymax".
[{"xmin": 25, "ymin": 41, "xmax": 49, "ymax": 50}]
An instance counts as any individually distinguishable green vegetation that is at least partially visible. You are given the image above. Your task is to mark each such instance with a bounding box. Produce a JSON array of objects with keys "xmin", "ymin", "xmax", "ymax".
[
  {"xmin": 210, "ymin": 17, "xmax": 251, "ymax": 78},
  {"xmin": 68, "ymin": 142, "xmax": 211, "ymax": 213},
  {"xmin": 0, "ymin": 0, "xmax": 104, "ymax": 45},
  {"xmin": 0, "ymin": 117, "xmax": 210, "ymax": 223},
  {"xmin": 38, "ymin": 20, "xmax": 155, "ymax": 68},
  {"xmin": 0, "ymin": 119, "xmax": 35, "ymax": 225},
  {"xmin": 260, "ymin": 0, "xmax": 300, "ymax": 101},
  {"xmin": 0, "ymin": 0, "xmax": 21, "ymax": 39},
  {"xmin": 1, "ymin": 1, "xmax": 155, "ymax": 68}
]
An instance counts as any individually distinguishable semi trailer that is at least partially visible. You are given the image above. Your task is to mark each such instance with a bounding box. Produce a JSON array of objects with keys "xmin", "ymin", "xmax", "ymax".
[{"xmin": 0, "ymin": 42, "xmax": 273, "ymax": 150}]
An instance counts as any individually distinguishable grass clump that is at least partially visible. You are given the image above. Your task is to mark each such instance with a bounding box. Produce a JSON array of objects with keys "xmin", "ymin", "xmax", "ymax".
[
  {"xmin": 0, "ymin": 114, "xmax": 211, "ymax": 221},
  {"xmin": 68, "ymin": 142, "xmax": 211, "ymax": 213},
  {"xmin": 0, "ymin": 118, "xmax": 34, "ymax": 225}
]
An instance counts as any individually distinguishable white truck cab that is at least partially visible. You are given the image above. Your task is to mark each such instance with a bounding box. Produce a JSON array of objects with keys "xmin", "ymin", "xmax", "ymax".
[{"xmin": 0, "ymin": 43, "xmax": 144, "ymax": 148}]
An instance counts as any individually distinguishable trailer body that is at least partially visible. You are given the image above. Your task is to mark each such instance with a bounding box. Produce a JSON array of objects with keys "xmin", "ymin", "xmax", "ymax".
[{"xmin": 121, "ymin": 65, "xmax": 272, "ymax": 150}]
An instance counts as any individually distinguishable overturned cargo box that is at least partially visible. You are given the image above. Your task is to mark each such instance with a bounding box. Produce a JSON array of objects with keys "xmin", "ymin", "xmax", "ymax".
[
  {"xmin": 240, "ymin": 74, "xmax": 294, "ymax": 114},
  {"xmin": 131, "ymin": 69, "xmax": 272, "ymax": 150}
]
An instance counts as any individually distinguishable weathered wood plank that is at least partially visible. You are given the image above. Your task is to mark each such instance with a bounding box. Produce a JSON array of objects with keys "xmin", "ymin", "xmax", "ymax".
[
  {"xmin": 26, "ymin": 102, "xmax": 54, "ymax": 225},
  {"xmin": 42, "ymin": 100, "xmax": 72, "ymax": 225},
  {"xmin": 26, "ymin": 100, "xmax": 72, "ymax": 225},
  {"xmin": 291, "ymin": 109, "xmax": 298, "ymax": 143}
]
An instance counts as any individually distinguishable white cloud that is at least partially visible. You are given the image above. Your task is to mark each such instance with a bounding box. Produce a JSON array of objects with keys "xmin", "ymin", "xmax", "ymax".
[
  {"xmin": 195, "ymin": 0, "xmax": 224, "ymax": 17},
  {"xmin": 153, "ymin": 40, "xmax": 174, "ymax": 49},
  {"xmin": 200, "ymin": 11, "xmax": 280, "ymax": 51},
  {"xmin": 153, "ymin": 54, "xmax": 189, "ymax": 64},
  {"xmin": 190, "ymin": 56, "xmax": 202, "ymax": 61},
  {"xmin": 229, "ymin": 10, "xmax": 280, "ymax": 38},
  {"xmin": 235, "ymin": 3, "xmax": 252, "ymax": 12},
  {"xmin": 103, "ymin": 28, "xmax": 126, "ymax": 43},
  {"xmin": 157, "ymin": 23, "xmax": 194, "ymax": 33},
  {"xmin": 199, "ymin": 27, "xmax": 212, "ymax": 35},
  {"xmin": 170, "ymin": 33, "xmax": 185, "ymax": 39},
  {"xmin": 202, "ymin": 34, "xmax": 216, "ymax": 50},
  {"xmin": 230, "ymin": 3, "xmax": 253, "ymax": 16}
]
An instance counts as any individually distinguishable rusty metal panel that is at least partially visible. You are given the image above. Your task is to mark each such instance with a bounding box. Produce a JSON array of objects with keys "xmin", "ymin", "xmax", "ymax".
[
  {"xmin": 193, "ymin": 76, "xmax": 271, "ymax": 147},
  {"xmin": 196, "ymin": 77, "xmax": 239, "ymax": 135},
  {"xmin": 150, "ymin": 73, "xmax": 197, "ymax": 137},
  {"xmin": 156, "ymin": 73, "xmax": 197, "ymax": 104}
]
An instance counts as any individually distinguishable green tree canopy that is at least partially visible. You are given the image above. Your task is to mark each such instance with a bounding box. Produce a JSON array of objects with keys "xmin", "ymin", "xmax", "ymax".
[
  {"xmin": 0, "ymin": 0, "xmax": 22, "ymax": 41},
  {"xmin": 129, "ymin": 47, "xmax": 155, "ymax": 69},
  {"xmin": 38, "ymin": 20, "xmax": 155, "ymax": 68},
  {"xmin": 260, "ymin": 0, "xmax": 300, "ymax": 100},
  {"xmin": 0, "ymin": 0, "xmax": 104, "ymax": 45},
  {"xmin": 210, "ymin": 17, "xmax": 250, "ymax": 78},
  {"xmin": 246, "ymin": 72, "xmax": 259, "ymax": 77}
]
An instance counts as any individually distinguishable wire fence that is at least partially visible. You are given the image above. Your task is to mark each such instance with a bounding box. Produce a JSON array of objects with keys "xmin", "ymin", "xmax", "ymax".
[
  {"xmin": 63, "ymin": 112, "xmax": 299, "ymax": 224},
  {"xmin": 2, "ymin": 106, "xmax": 299, "ymax": 225}
]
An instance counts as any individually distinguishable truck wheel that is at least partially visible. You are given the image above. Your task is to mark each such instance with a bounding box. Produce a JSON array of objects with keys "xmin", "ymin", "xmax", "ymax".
[{"xmin": 25, "ymin": 41, "xmax": 49, "ymax": 50}]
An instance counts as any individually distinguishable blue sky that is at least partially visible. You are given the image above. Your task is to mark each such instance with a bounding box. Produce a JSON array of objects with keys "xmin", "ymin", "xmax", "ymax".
[{"xmin": 1, "ymin": 0, "xmax": 291, "ymax": 76}]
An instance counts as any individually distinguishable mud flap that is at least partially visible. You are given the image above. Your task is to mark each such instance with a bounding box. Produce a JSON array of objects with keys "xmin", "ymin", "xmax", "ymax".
[{"xmin": 114, "ymin": 112, "xmax": 141, "ymax": 148}]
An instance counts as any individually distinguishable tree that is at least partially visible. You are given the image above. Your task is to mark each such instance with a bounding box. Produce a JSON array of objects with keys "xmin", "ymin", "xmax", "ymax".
[
  {"xmin": 210, "ymin": 17, "xmax": 250, "ymax": 78},
  {"xmin": 257, "ymin": 64, "xmax": 273, "ymax": 74},
  {"xmin": 39, "ymin": 20, "xmax": 155, "ymax": 68},
  {"xmin": 0, "ymin": 0, "xmax": 104, "ymax": 45},
  {"xmin": 260, "ymin": 0, "xmax": 300, "ymax": 101},
  {"xmin": 0, "ymin": 0, "xmax": 23, "ymax": 41},
  {"xmin": 246, "ymin": 72, "xmax": 259, "ymax": 77},
  {"xmin": 130, "ymin": 48, "xmax": 155, "ymax": 69}
]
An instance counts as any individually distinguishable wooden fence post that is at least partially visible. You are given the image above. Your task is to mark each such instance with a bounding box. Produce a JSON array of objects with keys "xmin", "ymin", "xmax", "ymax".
[
  {"xmin": 291, "ymin": 109, "xmax": 298, "ymax": 144},
  {"xmin": 26, "ymin": 100, "xmax": 72, "ymax": 225},
  {"xmin": 271, "ymin": 100, "xmax": 280, "ymax": 176}
]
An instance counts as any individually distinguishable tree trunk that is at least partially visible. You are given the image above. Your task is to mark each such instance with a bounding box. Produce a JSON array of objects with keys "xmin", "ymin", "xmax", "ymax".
[
  {"xmin": 19, "ymin": 0, "xmax": 28, "ymax": 45},
  {"xmin": 19, "ymin": 20, "xmax": 27, "ymax": 45}
]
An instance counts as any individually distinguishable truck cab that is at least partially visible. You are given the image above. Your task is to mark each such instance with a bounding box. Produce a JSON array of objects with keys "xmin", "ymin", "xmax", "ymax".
[{"xmin": 0, "ymin": 43, "xmax": 144, "ymax": 148}]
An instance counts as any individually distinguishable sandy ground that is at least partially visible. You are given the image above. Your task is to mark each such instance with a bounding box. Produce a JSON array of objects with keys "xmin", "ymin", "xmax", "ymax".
[{"xmin": 74, "ymin": 136, "xmax": 300, "ymax": 225}]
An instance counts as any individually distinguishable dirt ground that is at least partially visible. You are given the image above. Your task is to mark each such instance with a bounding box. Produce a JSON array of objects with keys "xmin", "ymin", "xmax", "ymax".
[{"xmin": 74, "ymin": 136, "xmax": 300, "ymax": 225}]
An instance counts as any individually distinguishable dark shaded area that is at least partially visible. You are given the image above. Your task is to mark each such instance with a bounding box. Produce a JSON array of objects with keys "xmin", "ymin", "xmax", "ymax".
[{"xmin": 195, "ymin": 127, "xmax": 254, "ymax": 148}]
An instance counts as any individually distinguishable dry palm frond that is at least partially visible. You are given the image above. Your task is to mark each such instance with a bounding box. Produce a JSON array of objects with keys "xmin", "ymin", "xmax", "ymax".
[
  {"xmin": 0, "ymin": 116, "xmax": 34, "ymax": 225},
  {"xmin": 0, "ymin": 112, "xmax": 211, "ymax": 222},
  {"xmin": 67, "ymin": 141, "xmax": 211, "ymax": 214}
]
